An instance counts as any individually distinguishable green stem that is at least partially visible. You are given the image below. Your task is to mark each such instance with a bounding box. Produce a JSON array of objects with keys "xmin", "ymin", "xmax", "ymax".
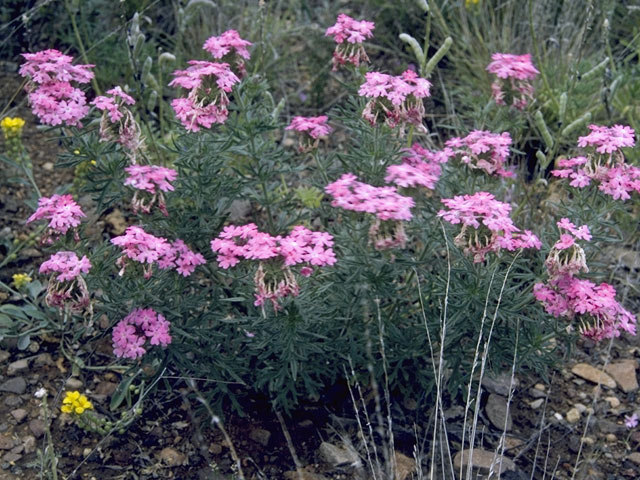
[
  {"xmin": 528, "ymin": 0, "xmax": 558, "ymax": 110},
  {"xmin": 65, "ymin": 0, "xmax": 101, "ymax": 96}
]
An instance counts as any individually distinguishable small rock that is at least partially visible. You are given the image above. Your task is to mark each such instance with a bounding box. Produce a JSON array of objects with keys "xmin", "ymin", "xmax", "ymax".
[
  {"xmin": 9, "ymin": 409, "xmax": 27, "ymax": 423},
  {"xmin": 0, "ymin": 377, "xmax": 26, "ymax": 395},
  {"xmin": 208, "ymin": 443, "xmax": 222, "ymax": 454},
  {"xmin": 249, "ymin": 428, "xmax": 271, "ymax": 447},
  {"xmin": 0, "ymin": 351, "xmax": 10, "ymax": 363},
  {"xmin": 604, "ymin": 396, "xmax": 620, "ymax": 408},
  {"xmin": 566, "ymin": 408, "xmax": 581, "ymax": 424},
  {"xmin": 3, "ymin": 396, "xmax": 22, "ymax": 407},
  {"xmin": 583, "ymin": 436, "xmax": 595, "ymax": 446},
  {"xmin": 481, "ymin": 373, "xmax": 518, "ymax": 396},
  {"xmin": 157, "ymin": 447, "xmax": 186, "ymax": 466},
  {"xmin": 95, "ymin": 381, "xmax": 117, "ymax": 396},
  {"xmin": 534, "ymin": 383, "xmax": 545, "ymax": 392},
  {"xmin": 604, "ymin": 360, "xmax": 638, "ymax": 393},
  {"xmin": 22, "ymin": 436, "xmax": 36, "ymax": 454},
  {"xmin": 105, "ymin": 209, "xmax": 127, "ymax": 235},
  {"xmin": 529, "ymin": 387, "xmax": 546, "ymax": 399},
  {"xmin": 318, "ymin": 442, "xmax": 360, "ymax": 468},
  {"xmin": 596, "ymin": 419, "xmax": 625, "ymax": 434},
  {"xmin": 1, "ymin": 452, "xmax": 21, "ymax": 463},
  {"xmin": 574, "ymin": 403, "xmax": 587, "ymax": 413},
  {"xmin": 530, "ymin": 398, "xmax": 544, "ymax": 409},
  {"xmin": 28, "ymin": 419, "xmax": 46, "ymax": 438},
  {"xmin": 485, "ymin": 393, "xmax": 512, "ymax": 431},
  {"xmin": 568, "ymin": 436, "xmax": 581, "ymax": 453},
  {"xmin": 20, "ymin": 248, "xmax": 42, "ymax": 259},
  {"xmin": 605, "ymin": 434, "xmax": 616, "ymax": 442},
  {"xmin": 394, "ymin": 451, "xmax": 416, "ymax": 480},
  {"xmin": 42, "ymin": 162, "xmax": 54, "ymax": 171},
  {"xmin": 571, "ymin": 363, "xmax": 616, "ymax": 388},
  {"xmin": 504, "ymin": 437, "xmax": 524, "ymax": 451},
  {"xmin": 453, "ymin": 448, "xmax": 516, "ymax": 474},
  {"xmin": 0, "ymin": 436, "xmax": 16, "ymax": 450},
  {"xmin": 628, "ymin": 452, "xmax": 640, "ymax": 465},
  {"xmin": 65, "ymin": 377, "xmax": 83, "ymax": 390},
  {"xmin": 553, "ymin": 413, "xmax": 563, "ymax": 422},
  {"xmin": 6, "ymin": 359, "xmax": 29, "ymax": 376},
  {"xmin": 34, "ymin": 353, "xmax": 53, "ymax": 366}
]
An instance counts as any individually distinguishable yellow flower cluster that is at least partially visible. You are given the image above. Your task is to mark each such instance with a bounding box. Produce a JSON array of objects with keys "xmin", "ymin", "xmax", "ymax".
[
  {"xmin": 1, "ymin": 117, "xmax": 26, "ymax": 137},
  {"xmin": 465, "ymin": 0, "xmax": 480, "ymax": 7},
  {"xmin": 12, "ymin": 273, "xmax": 32, "ymax": 289},
  {"xmin": 61, "ymin": 391, "xmax": 93, "ymax": 414}
]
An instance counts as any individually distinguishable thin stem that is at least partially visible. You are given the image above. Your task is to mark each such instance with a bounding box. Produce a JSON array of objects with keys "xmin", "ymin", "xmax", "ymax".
[{"xmin": 65, "ymin": 0, "xmax": 101, "ymax": 96}]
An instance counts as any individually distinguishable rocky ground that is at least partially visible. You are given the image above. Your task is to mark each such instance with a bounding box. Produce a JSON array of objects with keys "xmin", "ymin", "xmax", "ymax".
[{"xmin": 1, "ymin": 69, "xmax": 640, "ymax": 479}]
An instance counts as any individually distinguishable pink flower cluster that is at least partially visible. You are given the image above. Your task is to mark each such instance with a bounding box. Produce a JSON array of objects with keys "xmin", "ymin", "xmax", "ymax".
[
  {"xmin": 112, "ymin": 308, "xmax": 171, "ymax": 359},
  {"xmin": 285, "ymin": 116, "xmax": 332, "ymax": 151},
  {"xmin": 359, "ymin": 70, "xmax": 431, "ymax": 131},
  {"xmin": 170, "ymin": 60, "xmax": 240, "ymax": 131},
  {"xmin": 325, "ymin": 173, "xmax": 415, "ymax": 250},
  {"xmin": 26, "ymin": 194, "xmax": 86, "ymax": 243},
  {"xmin": 124, "ymin": 165, "xmax": 178, "ymax": 216},
  {"xmin": 438, "ymin": 192, "xmax": 541, "ymax": 262},
  {"xmin": 19, "ymin": 49, "xmax": 94, "ymax": 126},
  {"xmin": 39, "ymin": 251, "xmax": 91, "ymax": 311},
  {"xmin": 211, "ymin": 224, "xmax": 336, "ymax": 310},
  {"xmin": 486, "ymin": 53, "xmax": 539, "ymax": 109},
  {"xmin": 534, "ymin": 219, "xmax": 636, "ymax": 341},
  {"xmin": 552, "ymin": 125, "xmax": 639, "ymax": 201},
  {"xmin": 325, "ymin": 14, "xmax": 375, "ymax": 70},
  {"xmin": 385, "ymin": 144, "xmax": 454, "ymax": 190},
  {"xmin": 111, "ymin": 226, "xmax": 205, "ymax": 279},
  {"xmin": 446, "ymin": 130, "xmax": 513, "ymax": 178},
  {"xmin": 326, "ymin": 173, "xmax": 414, "ymax": 221},
  {"xmin": 92, "ymin": 86, "xmax": 143, "ymax": 160},
  {"xmin": 203, "ymin": 29, "xmax": 252, "ymax": 76}
]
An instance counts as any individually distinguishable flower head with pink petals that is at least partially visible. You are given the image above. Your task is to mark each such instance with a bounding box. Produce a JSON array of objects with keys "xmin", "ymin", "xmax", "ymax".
[
  {"xmin": 285, "ymin": 116, "xmax": 332, "ymax": 151},
  {"xmin": 39, "ymin": 251, "xmax": 91, "ymax": 312},
  {"xmin": 203, "ymin": 30, "xmax": 252, "ymax": 76},
  {"xmin": 27, "ymin": 194, "xmax": 86, "ymax": 243},
  {"xmin": 19, "ymin": 49, "xmax": 94, "ymax": 126},
  {"xmin": 551, "ymin": 124, "xmax": 638, "ymax": 201},
  {"xmin": 112, "ymin": 308, "xmax": 171, "ymax": 359},
  {"xmin": 211, "ymin": 224, "xmax": 335, "ymax": 311},
  {"xmin": 325, "ymin": 14, "xmax": 375, "ymax": 70},
  {"xmin": 486, "ymin": 53, "xmax": 539, "ymax": 109},
  {"xmin": 438, "ymin": 192, "xmax": 541, "ymax": 262},
  {"xmin": 446, "ymin": 130, "xmax": 514, "ymax": 178},
  {"xmin": 124, "ymin": 165, "xmax": 178, "ymax": 216},
  {"xmin": 359, "ymin": 70, "xmax": 431, "ymax": 132},
  {"xmin": 385, "ymin": 143, "xmax": 454, "ymax": 191}
]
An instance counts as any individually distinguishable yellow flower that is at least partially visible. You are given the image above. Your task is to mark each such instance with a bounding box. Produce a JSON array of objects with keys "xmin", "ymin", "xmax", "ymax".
[
  {"xmin": 61, "ymin": 391, "xmax": 93, "ymax": 415},
  {"xmin": 1, "ymin": 117, "xmax": 26, "ymax": 136},
  {"xmin": 12, "ymin": 273, "xmax": 32, "ymax": 289},
  {"xmin": 465, "ymin": 0, "xmax": 480, "ymax": 7}
]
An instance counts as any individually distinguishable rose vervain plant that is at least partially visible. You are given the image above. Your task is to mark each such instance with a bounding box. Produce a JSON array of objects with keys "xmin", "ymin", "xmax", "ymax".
[{"xmin": 8, "ymin": 10, "xmax": 638, "ymax": 418}]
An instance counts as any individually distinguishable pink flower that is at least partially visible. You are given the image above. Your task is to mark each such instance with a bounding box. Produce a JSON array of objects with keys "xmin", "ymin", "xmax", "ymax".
[
  {"xmin": 39, "ymin": 251, "xmax": 91, "ymax": 311},
  {"xmin": 359, "ymin": 70, "xmax": 431, "ymax": 132},
  {"xmin": 385, "ymin": 144, "xmax": 454, "ymax": 190},
  {"xmin": 111, "ymin": 226, "xmax": 203, "ymax": 278},
  {"xmin": 27, "ymin": 194, "xmax": 85, "ymax": 243},
  {"xmin": 203, "ymin": 30, "xmax": 252, "ymax": 60},
  {"xmin": 554, "ymin": 124, "xmax": 638, "ymax": 201},
  {"xmin": 92, "ymin": 86, "xmax": 143, "ymax": 160},
  {"xmin": 325, "ymin": 14, "xmax": 375, "ymax": 70},
  {"xmin": 210, "ymin": 224, "xmax": 335, "ymax": 311},
  {"xmin": 445, "ymin": 130, "xmax": 513, "ymax": 178},
  {"xmin": 124, "ymin": 165, "xmax": 178, "ymax": 216},
  {"xmin": 486, "ymin": 53, "xmax": 538, "ymax": 109},
  {"xmin": 112, "ymin": 308, "xmax": 171, "ymax": 359},
  {"xmin": 625, "ymin": 414, "xmax": 638, "ymax": 429},
  {"xmin": 286, "ymin": 116, "xmax": 332, "ymax": 151},
  {"xmin": 169, "ymin": 60, "xmax": 240, "ymax": 131},
  {"xmin": 438, "ymin": 192, "xmax": 540, "ymax": 262},
  {"xmin": 19, "ymin": 49, "xmax": 94, "ymax": 126}
]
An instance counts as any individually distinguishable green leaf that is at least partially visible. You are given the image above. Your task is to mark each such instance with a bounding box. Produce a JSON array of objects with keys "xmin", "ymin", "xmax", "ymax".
[{"xmin": 17, "ymin": 334, "xmax": 30, "ymax": 351}]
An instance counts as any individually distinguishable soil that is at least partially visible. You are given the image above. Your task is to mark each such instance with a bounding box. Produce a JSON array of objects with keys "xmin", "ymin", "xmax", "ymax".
[{"xmin": 1, "ymin": 70, "xmax": 640, "ymax": 480}]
